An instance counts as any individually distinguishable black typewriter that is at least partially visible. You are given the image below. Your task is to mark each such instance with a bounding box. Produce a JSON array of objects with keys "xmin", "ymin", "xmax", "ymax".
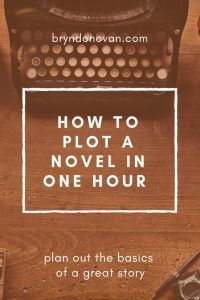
[{"xmin": 4, "ymin": 0, "xmax": 189, "ymax": 88}]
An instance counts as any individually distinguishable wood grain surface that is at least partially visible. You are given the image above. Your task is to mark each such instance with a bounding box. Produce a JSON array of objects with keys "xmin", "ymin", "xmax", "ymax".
[{"xmin": 0, "ymin": 1, "xmax": 200, "ymax": 299}]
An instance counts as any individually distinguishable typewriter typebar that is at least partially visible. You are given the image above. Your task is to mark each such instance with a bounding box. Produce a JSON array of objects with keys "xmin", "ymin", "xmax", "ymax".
[{"xmin": 5, "ymin": 0, "xmax": 189, "ymax": 88}]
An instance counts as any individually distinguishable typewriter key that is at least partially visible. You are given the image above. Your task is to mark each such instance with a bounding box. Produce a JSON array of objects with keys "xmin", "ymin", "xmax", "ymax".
[
  {"xmin": 41, "ymin": 44, "xmax": 50, "ymax": 54},
  {"xmin": 38, "ymin": 68, "xmax": 47, "ymax": 77},
  {"xmin": 53, "ymin": 45, "xmax": 62, "ymax": 54},
  {"xmin": 138, "ymin": 46, "xmax": 148, "ymax": 55},
  {"xmin": 62, "ymin": 68, "xmax": 71, "ymax": 77},
  {"xmin": 77, "ymin": 45, "xmax": 86, "ymax": 54},
  {"xmin": 56, "ymin": 57, "xmax": 66, "ymax": 67},
  {"xmin": 50, "ymin": 68, "xmax": 59, "ymax": 77},
  {"xmin": 126, "ymin": 46, "xmax": 135, "ymax": 55},
  {"xmin": 60, "ymin": 32, "xmax": 68, "ymax": 38},
  {"xmin": 122, "ymin": 69, "xmax": 131, "ymax": 78},
  {"xmin": 96, "ymin": 32, "xmax": 106, "ymax": 39},
  {"xmin": 32, "ymin": 57, "xmax": 41, "ymax": 67},
  {"xmin": 117, "ymin": 58, "xmax": 126, "ymax": 67},
  {"xmin": 45, "ymin": 57, "xmax": 54, "ymax": 67},
  {"xmin": 26, "ymin": 68, "xmax": 37, "ymax": 79},
  {"xmin": 133, "ymin": 69, "xmax": 143, "ymax": 78},
  {"xmin": 65, "ymin": 45, "xmax": 74, "ymax": 54},
  {"xmin": 92, "ymin": 58, "xmax": 101, "ymax": 67},
  {"xmin": 102, "ymin": 45, "xmax": 111, "ymax": 55},
  {"xmin": 157, "ymin": 68, "xmax": 168, "ymax": 80},
  {"xmin": 33, "ymin": 31, "xmax": 43, "ymax": 41},
  {"xmin": 149, "ymin": 46, "xmax": 160, "ymax": 56},
  {"xmin": 114, "ymin": 45, "xmax": 123, "ymax": 55},
  {"xmin": 28, "ymin": 45, "xmax": 37, "ymax": 54},
  {"xmin": 105, "ymin": 58, "xmax": 114, "ymax": 67},
  {"xmin": 86, "ymin": 68, "xmax": 95, "ymax": 78},
  {"xmin": 74, "ymin": 68, "xmax": 83, "ymax": 77},
  {"xmin": 81, "ymin": 58, "xmax": 90, "ymax": 67},
  {"xmin": 141, "ymin": 58, "xmax": 150, "ymax": 68},
  {"xmin": 68, "ymin": 57, "xmax": 78, "ymax": 67},
  {"xmin": 110, "ymin": 69, "xmax": 119, "ymax": 78},
  {"xmin": 153, "ymin": 58, "xmax": 162, "ymax": 68},
  {"xmin": 89, "ymin": 45, "xmax": 99, "ymax": 54},
  {"xmin": 71, "ymin": 32, "xmax": 79, "ymax": 38},
  {"xmin": 145, "ymin": 69, "xmax": 154, "ymax": 79},
  {"xmin": 98, "ymin": 68, "xmax": 107, "ymax": 78},
  {"xmin": 84, "ymin": 32, "xmax": 93, "ymax": 39},
  {"xmin": 21, "ymin": 30, "xmax": 32, "ymax": 42},
  {"xmin": 129, "ymin": 58, "xmax": 138, "ymax": 67}
]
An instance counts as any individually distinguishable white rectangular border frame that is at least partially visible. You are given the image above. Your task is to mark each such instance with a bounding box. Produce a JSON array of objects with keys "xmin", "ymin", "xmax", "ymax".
[{"xmin": 22, "ymin": 88, "xmax": 178, "ymax": 214}]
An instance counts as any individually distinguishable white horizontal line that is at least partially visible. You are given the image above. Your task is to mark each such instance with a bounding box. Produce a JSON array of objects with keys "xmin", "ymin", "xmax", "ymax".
[
  {"xmin": 23, "ymin": 210, "xmax": 177, "ymax": 214},
  {"xmin": 23, "ymin": 87, "xmax": 177, "ymax": 92}
]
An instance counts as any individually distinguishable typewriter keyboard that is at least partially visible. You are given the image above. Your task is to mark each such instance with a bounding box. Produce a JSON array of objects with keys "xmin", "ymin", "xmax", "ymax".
[{"xmin": 17, "ymin": 30, "xmax": 173, "ymax": 87}]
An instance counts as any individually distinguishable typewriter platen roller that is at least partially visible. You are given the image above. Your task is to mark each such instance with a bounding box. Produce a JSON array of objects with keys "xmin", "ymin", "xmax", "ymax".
[{"xmin": 4, "ymin": 0, "xmax": 189, "ymax": 88}]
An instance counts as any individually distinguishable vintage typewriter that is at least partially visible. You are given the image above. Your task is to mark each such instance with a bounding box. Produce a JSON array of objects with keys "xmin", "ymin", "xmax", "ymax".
[{"xmin": 4, "ymin": 0, "xmax": 189, "ymax": 88}]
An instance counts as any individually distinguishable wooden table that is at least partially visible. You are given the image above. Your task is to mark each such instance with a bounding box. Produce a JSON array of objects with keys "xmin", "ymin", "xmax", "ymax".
[{"xmin": 0, "ymin": 1, "xmax": 199, "ymax": 299}]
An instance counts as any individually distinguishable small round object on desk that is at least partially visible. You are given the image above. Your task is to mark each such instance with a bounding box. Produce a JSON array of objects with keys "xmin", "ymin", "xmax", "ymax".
[
  {"xmin": 77, "ymin": 44, "xmax": 86, "ymax": 54},
  {"xmin": 74, "ymin": 68, "xmax": 83, "ymax": 77},
  {"xmin": 53, "ymin": 44, "xmax": 62, "ymax": 54},
  {"xmin": 141, "ymin": 58, "xmax": 150, "ymax": 68},
  {"xmin": 117, "ymin": 58, "xmax": 126, "ymax": 67},
  {"xmin": 133, "ymin": 69, "xmax": 143, "ymax": 78},
  {"xmin": 126, "ymin": 45, "xmax": 135, "ymax": 55},
  {"xmin": 110, "ymin": 69, "xmax": 119, "ymax": 78},
  {"xmin": 157, "ymin": 68, "xmax": 168, "ymax": 80},
  {"xmin": 41, "ymin": 44, "xmax": 50, "ymax": 54},
  {"xmin": 98, "ymin": 68, "xmax": 107, "ymax": 78},
  {"xmin": 56, "ymin": 57, "xmax": 66, "ymax": 67},
  {"xmin": 32, "ymin": 57, "xmax": 41, "ymax": 66},
  {"xmin": 38, "ymin": 68, "xmax": 47, "ymax": 77},
  {"xmin": 92, "ymin": 57, "xmax": 101, "ymax": 67},
  {"xmin": 138, "ymin": 45, "xmax": 148, "ymax": 55},
  {"xmin": 105, "ymin": 58, "xmax": 114, "ymax": 67},
  {"xmin": 45, "ymin": 57, "xmax": 54, "ymax": 67},
  {"xmin": 81, "ymin": 57, "xmax": 90, "ymax": 67},
  {"xmin": 129, "ymin": 58, "xmax": 138, "ymax": 67},
  {"xmin": 89, "ymin": 45, "xmax": 99, "ymax": 54},
  {"xmin": 102, "ymin": 45, "xmax": 111, "ymax": 55},
  {"xmin": 114, "ymin": 45, "xmax": 123, "ymax": 55},
  {"xmin": 86, "ymin": 68, "xmax": 96, "ymax": 78},
  {"xmin": 122, "ymin": 69, "xmax": 131, "ymax": 78},
  {"xmin": 28, "ymin": 45, "xmax": 37, "ymax": 54},
  {"xmin": 50, "ymin": 67, "xmax": 59, "ymax": 77},
  {"xmin": 65, "ymin": 44, "xmax": 74, "ymax": 54},
  {"xmin": 68, "ymin": 57, "xmax": 78, "ymax": 67},
  {"xmin": 145, "ymin": 69, "xmax": 155, "ymax": 79},
  {"xmin": 26, "ymin": 68, "xmax": 37, "ymax": 79},
  {"xmin": 62, "ymin": 68, "xmax": 71, "ymax": 77}
]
